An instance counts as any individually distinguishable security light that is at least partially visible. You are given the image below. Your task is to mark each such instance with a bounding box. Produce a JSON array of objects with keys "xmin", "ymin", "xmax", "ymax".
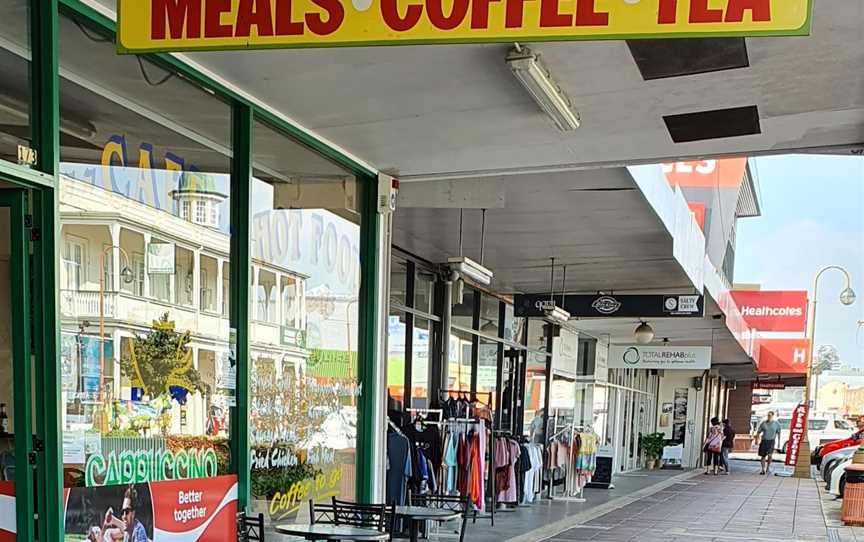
[{"xmin": 446, "ymin": 256, "xmax": 494, "ymax": 286}]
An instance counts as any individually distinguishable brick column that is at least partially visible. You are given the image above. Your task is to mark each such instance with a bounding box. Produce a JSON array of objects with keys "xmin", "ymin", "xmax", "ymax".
[{"xmin": 728, "ymin": 381, "xmax": 753, "ymax": 451}]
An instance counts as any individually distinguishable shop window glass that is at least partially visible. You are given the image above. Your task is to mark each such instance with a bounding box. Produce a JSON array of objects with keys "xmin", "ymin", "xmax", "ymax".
[
  {"xmin": 477, "ymin": 339, "xmax": 499, "ymax": 406},
  {"xmin": 57, "ymin": 14, "xmax": 236, "ymax": 528},
  {"xmin": 390, "ymin": 258, "xmax": 408, "ymax": 307},
  {"xmin": 414, "ymin": 269, "xmax": 435, "ymax": 314},
  {"xmin": 452, "ymin": 286, "xmax": 476, "ymax": 330},
  {"xmin": 250, "ymin": 120, "xmax": 361, "ymax": 526},
  {"xmin": 0, "ymin": 2, "xmax": 30, "ymax": 165},
  {"xmin": 411, "ymin": 318, "xmax": 433, "ymax": 408},
  {"xmin": 448, "ymin": 328, "xmax": 473, "ymax": 392},
  {"xmin": 479, "ymin": 295, "xmax": 500, "ymax": 337},
  {"xmin": 387, "ymin": 311, "xmax": 407, "ymax": 411}
]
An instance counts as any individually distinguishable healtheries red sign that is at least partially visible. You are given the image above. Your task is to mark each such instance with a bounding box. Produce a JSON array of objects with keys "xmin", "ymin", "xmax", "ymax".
[{"xmin": 731, "ymin": 290, "xmax": 808, "ymax": 333}]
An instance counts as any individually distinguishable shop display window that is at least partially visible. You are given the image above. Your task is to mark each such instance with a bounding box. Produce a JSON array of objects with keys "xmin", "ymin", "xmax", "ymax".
[
  {"xmin": 448, "ymin": 328, "xmax": 474, "ymax": 392},
  {"xmin": 479, "ymin": 295, "xmax": 500, "ymax": 337},
  {"xmin": 57, "ymin": 15, "xmax": 238, "ymax": 537},
  {"xmin": 411, "ymin": 318, "xmax": 433, "ymax": 408},
  {"xmin": 414, "ymin": 270, "xmax": 435, "ymax": 314},
  {"xmin": 387, "ymin": 311, "xmax": 407, "ymax": 410},
  {"xmin": 0, "ymin": 2, "xmax": 30, "ymax": 165},
  {"xmin": 250, "ymin": 120, "xmax": 362, "ymax": 526}
]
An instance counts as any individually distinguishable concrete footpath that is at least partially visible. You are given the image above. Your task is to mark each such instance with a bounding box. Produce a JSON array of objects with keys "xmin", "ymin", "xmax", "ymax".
[
  {"xmin": 463, "ymin": 468, "xmax": 700, "ymax": 542},
  {"xmin": 536, "ymin": 460, "xmax": 830, "ymax": 542}
]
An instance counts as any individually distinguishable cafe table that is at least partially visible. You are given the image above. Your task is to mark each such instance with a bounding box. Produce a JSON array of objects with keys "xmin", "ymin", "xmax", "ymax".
[
  {"xmin": 275, "ymin": 523, "xmax": 390, "ymax": 541},
  {"xmin": 394, "ymin": 506, "xmax": 462, "ymax": 542}
]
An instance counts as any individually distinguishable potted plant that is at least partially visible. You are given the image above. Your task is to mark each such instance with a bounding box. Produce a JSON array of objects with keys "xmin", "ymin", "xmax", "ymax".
[{"xmin": 641, "ymin": 432, "xmax": 667, "ymax": 470}]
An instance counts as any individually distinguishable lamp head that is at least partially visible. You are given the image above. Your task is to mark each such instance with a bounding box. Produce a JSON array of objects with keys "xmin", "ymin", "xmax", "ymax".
[
  {"xmin": 634, "ymin": 321, "xmax": 654, "ymax": 344},
  {"xmin": 120, "ymin": 267, "xmax": 135, "ymax": 284},
  {"xmin": 841, "ymin": 287, "xmax": 857, "ymax": 306}
]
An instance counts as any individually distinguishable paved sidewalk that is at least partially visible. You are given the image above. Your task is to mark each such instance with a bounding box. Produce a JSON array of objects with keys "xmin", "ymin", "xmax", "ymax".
[
  {"xmin": 540, "ymin": 460, "xmax": 829, "ymax": 542},
  {"xmin": 465, "ymin": 467, "xmax": 699, "ymax": 542}
]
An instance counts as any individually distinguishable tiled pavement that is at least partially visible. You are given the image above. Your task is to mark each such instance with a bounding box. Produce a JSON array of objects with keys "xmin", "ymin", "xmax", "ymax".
[{"xmin": 540, "ymin": 460, "xmax": 830, "ymax": 542}]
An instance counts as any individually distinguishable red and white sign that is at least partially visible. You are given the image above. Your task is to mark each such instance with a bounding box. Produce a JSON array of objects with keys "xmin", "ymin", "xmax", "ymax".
[
  {"xmin": 785, "ymin": 403, "xmax": 809, "ymax": 466},
  {"xmin": 688, "ymin": 202, "xmax": 707, "ymax": 232},
  {"xmin": 63, "ymin": 475, "xmax": 237, "ymax": 541},
  {"xmin": 755, "ymin": 338, "xmax": 811, "ymax": 375},
  {"xmin": 0, "ymin": 482, "xmax": 13, "ymax": 542},
  {"xmin": 151, "ymin": 476, "xmax": 238, "ymax": 540},
  {"xmin": 663, "ymin": 158, "xmax": 748, "ymax": 189},
  {"xmin": 731, "ymin": 290, "xmax": 808, "ymax": 333}
]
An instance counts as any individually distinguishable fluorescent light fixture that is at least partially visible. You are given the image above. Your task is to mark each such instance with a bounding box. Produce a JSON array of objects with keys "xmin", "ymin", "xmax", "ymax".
[
  {"xmin": 506, "ymin": 47, "xmax": 580, "ymax": 132},
  {"xmin": 446, "ymin": 256, "xmax": 494, "ymax": 286},
  {"xmin": 544, "ymin": 305, "xmax": 571, "ymax": 325}
]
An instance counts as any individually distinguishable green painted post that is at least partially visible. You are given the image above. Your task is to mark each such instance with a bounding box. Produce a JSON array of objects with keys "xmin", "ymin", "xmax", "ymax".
[
  {"xmin": 0, "ymin": 192, "xmax": 34, "ymax": 540},
  {"xmin": 355, "ymin": 174, "xmax": 380, "ymax": 503},
  {"xmin": 229, "ymin": 101, "xmax": 253, "ymax": 509},
  {"xmin": 30, "ymin": 0, "xmax": 63, "ymax": 539}
]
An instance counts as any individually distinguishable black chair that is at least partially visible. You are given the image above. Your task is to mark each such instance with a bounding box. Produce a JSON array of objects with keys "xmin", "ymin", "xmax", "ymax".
[
  {"xmin": 409, "ymin": 494, "xmax": 471, "ymax": 542},
  {"xmin": 309, "ymin": 498, "xmax": 396, "ymax": 540},
  {"xmin": 236, "ymin": 510, "xmax": 265, "ymax": 541}
]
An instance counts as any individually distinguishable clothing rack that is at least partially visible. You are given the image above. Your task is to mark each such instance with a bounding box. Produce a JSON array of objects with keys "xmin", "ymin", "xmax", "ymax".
[{"xmin": 408, "ymin": 408, "xmax": 443, "ymax": 425}]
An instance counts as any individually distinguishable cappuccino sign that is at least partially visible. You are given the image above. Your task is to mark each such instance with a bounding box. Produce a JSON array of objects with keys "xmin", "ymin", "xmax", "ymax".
[{"xmin": 608, "ymin": 345, "xmax": 711, "ymax": 370}]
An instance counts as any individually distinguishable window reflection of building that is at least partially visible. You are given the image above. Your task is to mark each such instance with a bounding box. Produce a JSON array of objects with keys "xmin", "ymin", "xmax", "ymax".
[{"xmin": 58, "ymin": 173, "xmax": 309, "ymax": 436}]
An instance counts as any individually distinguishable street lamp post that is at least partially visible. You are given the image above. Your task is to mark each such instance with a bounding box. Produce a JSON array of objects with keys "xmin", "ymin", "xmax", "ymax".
[{"xmin": 794, "ymin": 265, "xmax": 856, "ymax": 478}]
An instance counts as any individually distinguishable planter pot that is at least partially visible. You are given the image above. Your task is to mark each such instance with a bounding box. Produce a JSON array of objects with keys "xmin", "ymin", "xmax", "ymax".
[
  {"xmin": 646, "ymin": 460, "xmax": 656, "ymax": 470},
  {"xmin": 655, "ymin": 459, "xmax": 663, "ymax": 469}
]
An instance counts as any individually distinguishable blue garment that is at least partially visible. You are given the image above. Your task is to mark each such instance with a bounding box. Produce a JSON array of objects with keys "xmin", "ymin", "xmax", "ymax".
[
  {"xmin": 443, "ymin": 434, "xmax": 458, "ymax": 493},
  {"xmin": 129, "ymin": 519, "xmax": 148, "ymax": 542},
  {"xmin": 417, "ymin": 449, "xmax": 429, "ymax": 480}
]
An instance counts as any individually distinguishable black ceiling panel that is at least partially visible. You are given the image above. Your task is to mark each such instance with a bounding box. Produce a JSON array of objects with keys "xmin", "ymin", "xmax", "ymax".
[
  {"xmin": 664, "ymin": 106, "xmax": 761, "ymax": 143},
  {"xmin": 628, "ymin": 38, "xmax": 749, "ymax": 80}
]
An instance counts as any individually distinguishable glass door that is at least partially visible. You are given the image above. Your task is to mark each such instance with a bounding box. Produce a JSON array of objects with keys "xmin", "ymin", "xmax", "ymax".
[{"xmin": 0, "ymin": 188, "xmax": 35, "ymax": 541}]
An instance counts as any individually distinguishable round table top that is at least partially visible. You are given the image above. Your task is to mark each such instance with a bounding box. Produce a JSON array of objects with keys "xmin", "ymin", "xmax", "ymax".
[
  {"xmin": 394, "ymin": 506, "xmax": 462, "ymax": 521},
  {"xmin": 274, "ymin": 523, "xmax": 390, "ymax": 540}
]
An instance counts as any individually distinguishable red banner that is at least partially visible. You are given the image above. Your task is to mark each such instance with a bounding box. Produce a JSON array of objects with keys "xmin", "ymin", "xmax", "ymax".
[
  {"xmin": 688, "ymin": 202, "xmax": 707, "ymax": 232},
  {"xmin": 731, "ymin": 290, "xmax": 808, "ymax": 333},
  {"xmin": 0, "ymin": 481, "xmax": 13, "ymax": 542},
  {"xmin": 785, "ymin": 403, "xmax": 809, "ymax": 466},
  {"xmin": 756, "ymin": 338, "xmax": 811, "ymax": 375},
  {"xmin": 63, "ymin": 475, "xmax": 237, "ymax": 541},
  {"xmin": 663, "ymin": 158, "xmax": 748, "ymax": 189}
]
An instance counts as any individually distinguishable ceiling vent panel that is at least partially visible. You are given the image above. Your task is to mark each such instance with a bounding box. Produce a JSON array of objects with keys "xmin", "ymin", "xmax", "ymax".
[
  {"xmin": 627, "ymin": 38, "xmax": 749, "ymax": 80},
  {"xmin": 664, "ymin": 106, "xmax": 761, "ymax": 143}
]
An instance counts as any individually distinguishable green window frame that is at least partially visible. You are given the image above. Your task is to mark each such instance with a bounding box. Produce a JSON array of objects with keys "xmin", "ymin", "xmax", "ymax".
[{"xmin": 0, "ymin": 0, "xmax": 383, "ymax": 536}]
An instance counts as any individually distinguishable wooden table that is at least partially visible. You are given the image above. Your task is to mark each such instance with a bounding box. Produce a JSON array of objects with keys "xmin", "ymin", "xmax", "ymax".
[
  {"xmin": 275, "ymin": 523, "xmax": 390, "ymax": 541},
  {"xmin": 394, "ymin": 506, "xmax": 462, "ymax": 542}
]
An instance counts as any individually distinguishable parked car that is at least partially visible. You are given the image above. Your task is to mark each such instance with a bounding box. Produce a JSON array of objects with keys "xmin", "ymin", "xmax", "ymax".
[
  {"xmin": 777, "ymin": 417, "xmax": 855, "ymax": 453},
  {"xmin": 822, "ymin": 446, "xmax": 858, "ymax": 484},
  {"xmin": 829, "ymin": 456, "xmax": 853, "ymax": 498}
]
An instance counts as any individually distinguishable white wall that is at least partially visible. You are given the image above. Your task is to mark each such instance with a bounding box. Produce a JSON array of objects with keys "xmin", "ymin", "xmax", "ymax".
[{"xmin": 656, "ymin": 370, "xmax": 706, "ymax": 468}]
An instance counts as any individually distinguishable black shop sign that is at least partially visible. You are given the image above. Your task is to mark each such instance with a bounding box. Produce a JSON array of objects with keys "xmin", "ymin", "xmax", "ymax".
[{"xmin": 513, "ymin": 293, "xmax": 704, "ymax": 318}]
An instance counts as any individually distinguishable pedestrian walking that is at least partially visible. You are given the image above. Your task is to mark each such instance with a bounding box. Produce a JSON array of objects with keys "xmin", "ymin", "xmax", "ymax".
[
  {"xmin": 755, "ymin": 411, "xmax": 782, "ymax": 475},
  {"xmin": 720, "ymin": 419, "xmax": 735, "ymax": 474},
  {"xmin": 703, "ymin": 417, "xmax": 723, "ymax": 475}
]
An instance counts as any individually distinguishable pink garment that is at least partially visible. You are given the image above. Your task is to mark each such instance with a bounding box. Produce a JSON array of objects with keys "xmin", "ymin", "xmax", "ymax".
[{"xmin": 496, "ymin": 439, "xmax": 521, "ymax": 503}]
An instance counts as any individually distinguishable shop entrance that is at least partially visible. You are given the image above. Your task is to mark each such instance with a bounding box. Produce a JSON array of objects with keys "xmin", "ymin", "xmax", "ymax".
[{"xmin": 0, "ymin": 186, "xmax": 37, "ymax": 541}]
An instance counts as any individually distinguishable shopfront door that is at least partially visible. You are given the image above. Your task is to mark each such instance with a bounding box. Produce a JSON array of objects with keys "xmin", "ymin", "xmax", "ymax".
[{"xmin": 0, "ymin": 187, "xmax": 36, "ymax": 541}]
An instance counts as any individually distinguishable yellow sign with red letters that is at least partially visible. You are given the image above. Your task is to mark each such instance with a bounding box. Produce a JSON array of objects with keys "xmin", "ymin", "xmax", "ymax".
[{"xmin": 117, "ymin": 0, "xmax": 811, "ymax": 52}]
